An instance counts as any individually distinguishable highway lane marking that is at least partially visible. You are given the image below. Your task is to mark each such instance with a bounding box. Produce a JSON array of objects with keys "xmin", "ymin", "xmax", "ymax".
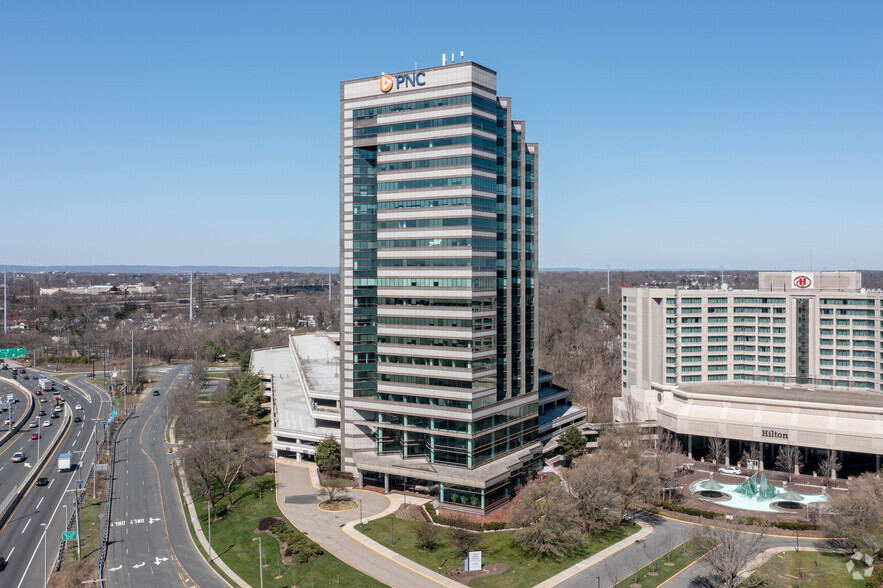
[
  {"xmin": 133, "ymin": 561, "xmax": 146, "ymax": 568},
  {"xmin": 35, "ymin": 497, "xmax": 43, "ymax": 510},
  {"xmin": 8, "ymin": 546, "xmax": 14, "ymax": 559},
  {"xmin": 21, "ymin": 518, "xmax": 30, "ymax": 533},
  {"xmin": 109, "ymin": 565, "xmax": 122, "ymax": 572},
  {"xmin": 138, "ymin": 398, "xmax": 198, "ymax": 588},
  {"xmin": 13, "ymin": 414, "xmax": 100, "ymax": 588}
]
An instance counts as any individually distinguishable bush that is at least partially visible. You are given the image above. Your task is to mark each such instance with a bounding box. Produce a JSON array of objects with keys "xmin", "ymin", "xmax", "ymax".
[
  {"xmin": 266, "ymin": 522, "xmax": 324, "ymax": 564},
  {"xmin": 657, "ymin": 502, "xmax": 818, "ymax": 531},
  {"xmin": 423, "ymin": 503, "xmax": 506, "ymax": 531}
]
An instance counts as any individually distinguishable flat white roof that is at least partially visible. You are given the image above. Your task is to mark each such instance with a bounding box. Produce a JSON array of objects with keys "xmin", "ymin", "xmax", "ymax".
[{"xmin": 291, "ymin": 334, "xmax": 340, "ymax": 395}]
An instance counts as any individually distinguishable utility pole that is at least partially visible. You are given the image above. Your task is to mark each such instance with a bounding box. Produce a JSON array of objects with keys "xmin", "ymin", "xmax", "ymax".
[
  {"xmin": 3, "ymin": 269, "xmax": 7, "ymax": 335},
  {"xmin": 189, "ymin": 271, "xmax": 194, "ymax": 322},
  {"xmin": 130, "ymin": 331, "xmax": 134, "ymax": 400}
]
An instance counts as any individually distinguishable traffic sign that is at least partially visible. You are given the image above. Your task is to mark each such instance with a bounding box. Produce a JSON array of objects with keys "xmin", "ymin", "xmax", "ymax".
[
  {"xmin": 110, "ymin": 410, "xmax": 119, "ymax": 418},
  {"xmin": 0, "ymin": 348, "xmax": 26, "ymax": 359},
  {"xmin": 63, "ymin": 531, "xmax": 77, "ymax": 541}
]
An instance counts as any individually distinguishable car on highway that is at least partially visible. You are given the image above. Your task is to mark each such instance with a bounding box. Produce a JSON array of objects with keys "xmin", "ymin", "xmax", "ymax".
[
  {"xmin": 0, "ymin": 554, "xmax": 6, "ymax": 569},
  {"xmin": 31, "ymin": 433, "xmax": 39, "ymax": 440},
  {"xmin": 28, "ymin": 420, "xmax": 37, "ymax": 428},
  {"xmin": 63, "ymin": 384, "xmax": 69, "ymax": 390},
  {"xmin": 718, "ymin": 466, "xmax": 742, "ymax": 475},
  {"xmin": 11, "ymin": 452, "xmax": 25, "ymax": 462},
  {"xmin": 35, "ymin": 477, "xmax": 49, "ymax": 486},
  {"xmin": 43, "ymin": 419, "xmax": 50, "ymax": 427},
  {"xmin": 39, "ymin": 409, "xmax": 46, "ymax": 416},
  {"xmin": 20, "ymin": 369, "xmax": 26, "ymax": 374},
  {"xmin": 24, "ymin": 375, "xmax": 30, "ymax": 380},
  {"xmin": 54, "ymin": 405, "xmax": 63, "ymax": 413},
  {"xmin": 51, "ymin": 412, "xmax": 59, "ymax": 419},
  {"xmin": 153, "ymin": 390, "xmax": 160, "ymax": 396},
  {"xmin": 75, "ymin": 403, "xmax": 82, "ymax": 410},
  {"xmin": 74, "ymin": 416, "xmax": 82, "ymax": 423},
  {"xmin": 35, "ymin": 389, "xmax": 41, "ymax": 395},
  {"xmin": 3, "ymin": 418, "xmax": 10, "ymax": 425}
]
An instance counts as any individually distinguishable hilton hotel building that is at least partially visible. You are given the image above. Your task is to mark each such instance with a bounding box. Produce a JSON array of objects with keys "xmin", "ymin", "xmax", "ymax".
[
  {"xmin": 339, "ymin": 61, "xmax": 541, "ymax": 512},
  {"xmin": 615, "ymin": 271, "xmax": 883, "ymax": 475}
]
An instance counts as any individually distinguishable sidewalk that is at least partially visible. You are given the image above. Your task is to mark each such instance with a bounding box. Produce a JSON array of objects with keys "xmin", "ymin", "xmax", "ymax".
[
  {"xmin": 169, "ymin": 419, "xmax": 246, "ymax": 587},
  {"xmin": 275, "ymin": 458, "xmax": 466, "ymax": 587}
]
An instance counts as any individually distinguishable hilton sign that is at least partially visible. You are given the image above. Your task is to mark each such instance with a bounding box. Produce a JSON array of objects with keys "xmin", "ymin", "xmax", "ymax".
[{"xmin": 760, "ymin": 428, "xmax": 789, "ymax": 440}]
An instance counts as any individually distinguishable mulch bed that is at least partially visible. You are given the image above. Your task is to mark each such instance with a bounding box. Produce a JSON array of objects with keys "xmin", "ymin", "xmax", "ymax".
[{"xmin": 445, "ymin": 563, "xmax": 510, "ymax": 585}]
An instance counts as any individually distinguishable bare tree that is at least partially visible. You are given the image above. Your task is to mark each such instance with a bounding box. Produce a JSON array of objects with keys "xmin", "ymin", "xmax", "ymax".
[
  {"xmin": 566, "ymin": 456, "xmax": 620, "ymax": 533},
  {"xmin": 510, "ymin": 481, "xmax": 584, "ymax": 557},
  {"xmin": 706, "ymin": 437, "xmax": 729, "ymax": 466},
  {"xmin": 819, "ymin": 472, "xmax": 883, "ymax": 559},
  {"xmin": 818, "ymin": 450, "xmax": 840, "ymax": 480},
  {"xmin": 741, "ymin": 442, "xmax": 762, "ymax": 471},
  {"xmin": 415, "ymin": 524, "xmax": 439, "ymax": 550},
  {"xmin": 774, "ymin": 445, "xmax": 803, "ymax": 483},
  {"xmin": 690, "ymin": 525, "xmax": 766, "ymax": 588},
  {"xmin": 450, "ymin": 527, "xmax": 481, "ymax": 558},
  {"xmin": 317, "ymin": 477, "xmax": 349, "ymax": 503}
]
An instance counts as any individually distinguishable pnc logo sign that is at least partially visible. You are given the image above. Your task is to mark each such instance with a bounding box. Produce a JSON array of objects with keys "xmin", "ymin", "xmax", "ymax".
[
  {"xmin": 379, "ymin": 71, "xmax": 426, "ymax": 93},
  {"xmin": 793, "ymin": 275, "xmax": 813, "ymax": 288}
]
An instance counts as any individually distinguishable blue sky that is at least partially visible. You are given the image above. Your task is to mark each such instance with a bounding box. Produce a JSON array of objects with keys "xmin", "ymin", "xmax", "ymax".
[{"xmin": 2, "ymin": 2, "xmax": 881, "ymax": 270}]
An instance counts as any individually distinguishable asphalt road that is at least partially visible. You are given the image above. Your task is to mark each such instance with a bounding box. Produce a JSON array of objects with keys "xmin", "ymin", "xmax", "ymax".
[
  {"xmin": 0, "ymin": 372, "xmax": 109, "ymax": 588},
  {"xmin": 104, "ymin": 364, "xmax": 225, "ymax": 588}
]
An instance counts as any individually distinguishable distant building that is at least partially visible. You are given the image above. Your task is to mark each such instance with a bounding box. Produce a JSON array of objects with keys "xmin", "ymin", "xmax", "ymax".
[{"xmin": 615, "ymin": 271, "xmax": 883, "ymax": 475}]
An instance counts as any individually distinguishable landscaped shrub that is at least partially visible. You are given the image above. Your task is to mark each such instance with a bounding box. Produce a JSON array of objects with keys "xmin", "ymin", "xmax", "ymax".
[
  {"xmin": 423, "ymin": 503, "xmax": 506, "ymax": 531},
  {"xmin": 267, "ymin": 522, "xmax": 324, "ymax": 564},
  {"xmin": 657, "ymin": 502, "xmax": 818, "ymax": 531}
]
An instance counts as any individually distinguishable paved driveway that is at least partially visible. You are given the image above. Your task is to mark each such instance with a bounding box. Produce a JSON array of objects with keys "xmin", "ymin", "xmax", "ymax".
[{"xmin": 275, "ymin": 459, "xmax": 464, "ymax": 587}]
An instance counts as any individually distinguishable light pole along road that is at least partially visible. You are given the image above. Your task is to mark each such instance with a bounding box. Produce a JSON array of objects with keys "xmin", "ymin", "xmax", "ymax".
[
  {"xmin": 104, "ymin": 364, "xmax": 226, "ymax": 588},
  {"xmin": 0, "ymin": 372, "xmax": 108, "ymax": 588}
]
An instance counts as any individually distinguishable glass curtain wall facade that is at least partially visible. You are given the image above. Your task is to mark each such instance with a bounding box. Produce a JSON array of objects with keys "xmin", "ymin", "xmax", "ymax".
[{"xmin": 340, "ymin": 62, "xmax": 541, "ymax": 511}]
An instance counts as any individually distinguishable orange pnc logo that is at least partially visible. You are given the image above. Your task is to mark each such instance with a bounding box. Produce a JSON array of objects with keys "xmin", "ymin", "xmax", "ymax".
[{"xmin": 379, "ymin": 75, "xmax": 394, "ymax": 93}]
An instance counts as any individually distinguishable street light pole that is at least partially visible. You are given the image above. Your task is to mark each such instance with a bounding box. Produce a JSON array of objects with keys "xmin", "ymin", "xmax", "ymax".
[
  {"xmin": 252, "ymin": 537, "xmax": 263, "ymax": 588},
  {"xmin": 207, "ymin": 502, "xmax": 212, "ymax": 561}
]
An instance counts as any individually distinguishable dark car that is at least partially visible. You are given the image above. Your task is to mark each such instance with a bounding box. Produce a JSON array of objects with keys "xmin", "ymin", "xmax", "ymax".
[
  {"xmin": 50, "ymin": 412, "xmax": 59, "ymax": 419},
  {"xmin": 35, "ymin": 477, "xmax": 49, "ymax": 487},
  {"xmin": 74, "ymin": 416, "xmax": 82, "ymax": 423},
  {"xmin": 63, "ymin": 384, "xmax": 69, "ymax": 390},
  {"xmin": 39, "ymin": 410, "xmax": 46, "ymax": 416},
  {"xmin": 0, "ymin": 555, "xmax": 6, "ymax": 569},
  {"xmin": 23, "ymin": 375, "xmax": 29, "ymax": 380},
  {"xmin": 153, "ymin": 390, "xmax": 160, "ymax": 396}
]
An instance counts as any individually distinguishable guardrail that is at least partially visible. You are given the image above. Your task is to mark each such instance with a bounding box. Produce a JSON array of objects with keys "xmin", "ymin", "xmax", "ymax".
[{"xmin": 94, "ymin": 406, "xmax": 135, "ymax": 577}]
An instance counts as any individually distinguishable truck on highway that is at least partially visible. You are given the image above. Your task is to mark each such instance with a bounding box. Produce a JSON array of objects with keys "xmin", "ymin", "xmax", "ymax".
[
  {"xmin": 53, "ymin": 396, "xmax": 64, "ymax": 407},
  {"xmin": 58, "ymin": 453, "xmax": 73, "ymax": 472},
  {"xmin": 38, "ymin": 377, "xmax": 54, "ymax": 392}
]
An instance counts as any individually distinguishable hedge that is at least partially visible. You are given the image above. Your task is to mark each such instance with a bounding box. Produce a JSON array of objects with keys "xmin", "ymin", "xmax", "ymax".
[
  {"xmin": 656, "ymin": 502, "xmax": 818, "ymax": 531},
  {"xmin": 423, "ymin": 503, "xmax": 507, "ymax": 531}
]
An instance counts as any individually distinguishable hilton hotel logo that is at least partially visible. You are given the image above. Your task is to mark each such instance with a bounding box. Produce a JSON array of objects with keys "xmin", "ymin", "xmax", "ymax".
[{"xmin": 761, "ymin": 428, "xmax": 789, "ymax": 440}]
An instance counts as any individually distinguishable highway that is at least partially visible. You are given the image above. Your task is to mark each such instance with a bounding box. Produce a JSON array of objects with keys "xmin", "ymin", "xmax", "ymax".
[
  {"xmin": 105, "ymin": 364, "xmax": 225, "ymax": 588},
  {"xmin": 0, "ymin": 370, "xmax": 109, "ymax": 588}
]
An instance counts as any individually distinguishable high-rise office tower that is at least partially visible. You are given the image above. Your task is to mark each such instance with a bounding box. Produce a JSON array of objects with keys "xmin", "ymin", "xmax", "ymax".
[{"xmin": 340, "ymin": 61, "xmax": 541, "ymax": 513}]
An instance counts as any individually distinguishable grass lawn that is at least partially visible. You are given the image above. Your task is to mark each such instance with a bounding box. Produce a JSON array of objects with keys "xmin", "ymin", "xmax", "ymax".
[
  {"xmin": 613, "ymin": 539, "xmax": 708, "ymax": 587},
  {"xmin": 189, "ymin": 474, "xmax": 386, "ymax": 588},
  {"xmin": 751, "ymin": 551, "xmax": 868, "ymax": 587},
  {"xmin": 357, "ymin": 515, "xmax": 639, "ymax": 588},
  {"xmin": 63, "ymin": 494, "xmax": 103, "ymax": 564}
]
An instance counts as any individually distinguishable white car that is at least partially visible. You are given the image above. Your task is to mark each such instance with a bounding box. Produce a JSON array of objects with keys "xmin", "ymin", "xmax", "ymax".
[
  {"xmin": 74, "ymin": 404, "xmax": 82, "ymax": 410},
  {"xmin": 4, "ymin": 417, "xmax": 11, "ymax": 425},
  {"xmin": 718, "ymin": 466, "xmax": 742, "ymax": 475},
  {"xmin": 54, "ymin": 405, "xmax": 63, "ymax": 413},
  {"xmin": 43, "ymin": 419, "xmax": 51, "ymax": 427}
]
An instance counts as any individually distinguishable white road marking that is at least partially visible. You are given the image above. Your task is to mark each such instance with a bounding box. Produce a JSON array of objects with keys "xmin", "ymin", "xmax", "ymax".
[
  {"xmin": 155, "ymin": 556, "xmax": 168, "ymax": 565},
  {"xmin": 36, "ymin": 497, "xmax": 43, "ymax": 510},
  {"xmin": 47, "ymin": 479, "xmax": 53, "ymax": 489},
  {"xmin": 8, "ymin": 546, "xmax": 14, "ymax": 559},
  {"xmin": 133, "ymin": 561, "xmax": 146, "ymax": 568},
  {"xmin": 109, "ymin": 565, "xmax": 122, "ymax": 572},
  {"xmin": 21, "ymin": 519, "xmax": 30, "ymax": 533}
]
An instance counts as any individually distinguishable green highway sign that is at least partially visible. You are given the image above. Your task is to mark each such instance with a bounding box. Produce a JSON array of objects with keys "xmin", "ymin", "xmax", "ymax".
[
  {"xmin": 0, "ymin": 348, "xmax": 26, "ymax": 359},
  {"xmin": 110, "ymin": 410, "xmax": 119, "ymax": 418},
  {"xmin": 63, "ymin": 531, "xmax": 77, "ymax": 541}
]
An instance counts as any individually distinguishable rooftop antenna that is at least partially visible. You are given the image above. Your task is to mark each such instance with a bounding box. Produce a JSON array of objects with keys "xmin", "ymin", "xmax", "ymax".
[
  {"xmin": 460, "ymin": 50, "xmax": 464, "ymax": 61},
  {"xmin": 442, "ymin": 53, "xmax": 446, "ymax": 66}
]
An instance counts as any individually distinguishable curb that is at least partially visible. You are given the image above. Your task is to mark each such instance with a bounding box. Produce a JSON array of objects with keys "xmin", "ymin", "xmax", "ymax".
[{"xmin": 169, "ymin": 417, "xmax": 246, "ymax": 588}]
